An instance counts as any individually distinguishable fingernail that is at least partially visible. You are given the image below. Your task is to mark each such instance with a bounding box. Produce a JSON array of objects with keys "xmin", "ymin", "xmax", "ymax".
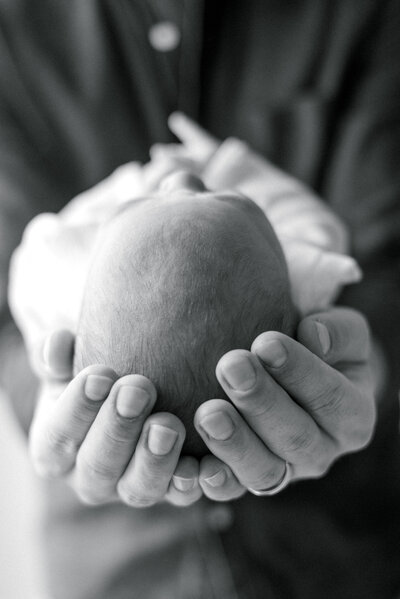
[
  {"xmin": 256, "ymin": 340, "xmax": 287, "ymax": 368},
  {"xmin": 315, "ymin": 322, "xmax": 331, "ymax": 355},
  {"xmin": 172, "ymin": 475, "xmax": 195, "ymax": 492},
  {"xmin": 116, "ymin": 386, "xmax": 149, "ymax": 418},
  {"xmin": 199, "ymin": 411, "xmax": 235, "ymax": 440},
  {"xmin": 85, "ymin": 375, "xmax": 114, "ymax": 401},
  {"xmin": 148, "ymin": 424, "xmax": 178, "ymax": 455},
  {"xmin": 221, "ymin": 355, "xmax": 256, "ymax": 391},
  {"xmin": 204, "ymin": 469, "xmax": 227, "ymax": 487}
]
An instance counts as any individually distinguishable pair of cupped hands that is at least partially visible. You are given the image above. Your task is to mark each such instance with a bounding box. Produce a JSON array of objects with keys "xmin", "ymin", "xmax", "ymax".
[{"xmin": 28, "ymin": 115, "xmax": 376, "ymax": 508}]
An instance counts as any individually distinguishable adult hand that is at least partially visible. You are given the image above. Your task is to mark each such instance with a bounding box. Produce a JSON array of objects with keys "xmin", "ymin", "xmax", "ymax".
[
  {"xmin": 29, "ymin": 330, "xmax": 202, "ymax": 508},
  {"xmin": 194, "ymin": 307, "xmax": 377, "ymax": 501},
  {"xmin": 29, "ymin": 308, "xmax": 376, "ymax": 507}
]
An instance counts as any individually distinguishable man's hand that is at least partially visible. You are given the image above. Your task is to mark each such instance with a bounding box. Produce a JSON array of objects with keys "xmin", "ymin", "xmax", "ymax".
[
  {"xmin": 194, "ymin": 307, "xmax": 376, "ymax": 500},
  {"xmin": 29, "ymin": 307, "xmax": 377, "ymax": 507},
  {"xmin": 29, "ymin": 331, "xmax": 202, "ymax": 508}
]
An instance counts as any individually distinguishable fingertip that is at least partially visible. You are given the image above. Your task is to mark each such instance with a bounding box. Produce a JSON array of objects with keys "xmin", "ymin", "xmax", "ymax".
[
  {"xmin": 76, "ymin": 364, "xmax": 118, "ymax": 384},
  {"xmin": 113, "ymin": 374, "xmax": 157, "ymax": 403},
  {"xmin": 199, "ymin": 454, "xmax": 226, "ymax": 481},
  {"xmin": 297, "ymin": 307, "xmax": 370, "ymax": 363},
  {"xmin": 251, "ymin": 331, "xmax": 286, "ymax": 353},
  {"xmin": 144, "ymin": 412, "xmax": 186, "ymax": 456},
  {"xmin": 201, "ymin": 468, "xmax": 228, "ymax": 489},
  {"xmin": 39, "ymin": 329, "xmax": 75, "ymax": 380},
  {"xmin": 71, "ymin": 364, "xmax": 118, "ymax": 402},
  {"xmin": 216, "ymin": 348, "xmax": 253, "ymax": 374},
  {"xmin": 167, "ymin": 110, "xmax": 183, "ymax": 127},
  {"xmin": 167, "ymin": 112, "xmax": 218, "ymax": 155},
  {"xmin": 109, "ymin": 374, "xmax": 157, "ymax": 420},
  {"xmin": 171, "ymin": 475, "xmax": 196, "ymax": 493},
  {"xmin": 174, "ymin": 455, "xmax": 199, "ymax": 479},
  {"xmin": 216, "ymin": 349, "xmax": 265, "ymax": 394},
  {"xmin": 166, "ymin": 478, "xmax": 203, "ymax": 506},
  {"xmin": 194, "ymin": 399, "xmax": 232, "ymax": 431},
  {"xmin": 251, "ymin": 333, "xmax": 289, "ymax": 369},
  {"xmin": 171, "ymin": 459, "xmax": 199, "ymax": 494},
  {"xmin": 199, "ymin": 456, "xmax": 245, "ymax": 501},
  {"xmin": 145, "ymin": 411, "xmax": 186, "ymax": 435}
]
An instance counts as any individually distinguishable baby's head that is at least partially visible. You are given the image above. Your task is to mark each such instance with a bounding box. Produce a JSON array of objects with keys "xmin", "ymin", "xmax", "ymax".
[{"xmin": 74, "ymin": 174, "xmax": 297, "ymax": 455}]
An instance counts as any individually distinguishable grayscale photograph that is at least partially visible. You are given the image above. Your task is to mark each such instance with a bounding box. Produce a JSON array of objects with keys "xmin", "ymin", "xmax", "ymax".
[{"xmin": 0, "ymin": 2, "xmax": 399, "ymax": 598}]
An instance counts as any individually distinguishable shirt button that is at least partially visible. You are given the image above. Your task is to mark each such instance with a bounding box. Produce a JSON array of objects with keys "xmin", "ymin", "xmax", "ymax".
[
  {"xmin": 148, "ymin": 21, "xmax": 181, "ymax": 52},
  {"xmin": 206, "ymin": 505, "xmax": 234, "ymax": 532}
]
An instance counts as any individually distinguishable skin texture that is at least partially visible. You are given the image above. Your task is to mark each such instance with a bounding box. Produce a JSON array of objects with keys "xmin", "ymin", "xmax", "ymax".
[
  {"xmin": 28, "ymin": 174, "xmax": 376, "ymax": 507},
  {"xmin": 74, "ymin": 188, "xmax": 295, "ymax": 455}
]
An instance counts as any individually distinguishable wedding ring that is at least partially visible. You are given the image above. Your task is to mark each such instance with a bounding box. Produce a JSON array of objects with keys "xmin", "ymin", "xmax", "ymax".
[{"xmin": 247, "ymin": 462, "xmax": 291, "ymax": 496}]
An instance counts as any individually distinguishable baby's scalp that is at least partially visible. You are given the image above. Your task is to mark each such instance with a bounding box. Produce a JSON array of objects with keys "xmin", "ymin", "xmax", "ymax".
[{"xmin": 74, "ymin": 190, "xmax": 297, "ymax": 455}]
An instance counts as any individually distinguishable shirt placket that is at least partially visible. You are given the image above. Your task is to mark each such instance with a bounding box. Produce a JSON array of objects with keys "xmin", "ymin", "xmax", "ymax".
[{"xmin": 147, "ymin": 0, "xmax": 205, "ymax": 118}]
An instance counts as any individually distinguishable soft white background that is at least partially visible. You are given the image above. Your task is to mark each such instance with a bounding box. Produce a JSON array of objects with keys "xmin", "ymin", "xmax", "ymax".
[{"xmin": 0, "ymin": 392, "xmax": 48, "ymax": 599}]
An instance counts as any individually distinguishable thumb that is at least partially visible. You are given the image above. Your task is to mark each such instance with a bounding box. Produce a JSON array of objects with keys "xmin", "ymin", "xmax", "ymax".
[{"xmin": 32, "ymin": 329, "xmax": 75, "ymax": 381}]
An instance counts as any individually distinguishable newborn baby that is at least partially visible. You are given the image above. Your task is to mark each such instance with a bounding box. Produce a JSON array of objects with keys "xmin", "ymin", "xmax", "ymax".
[
  {"xmin": 9, "ymin": 129, "xmax": 362, "ymax": 459},
  {"xmin": 74, "ymin": 184, "xmax": 297, "ymax": 456}
]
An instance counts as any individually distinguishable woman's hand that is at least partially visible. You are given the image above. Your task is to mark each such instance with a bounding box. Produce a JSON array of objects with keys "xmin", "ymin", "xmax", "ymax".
[
  {"xmin": 195, "ymin": 307, "xmax": 377, "ymax": 500},
  {"xmin": 29, "ymin": 331, "xmax": 202, "ymax": 508}
]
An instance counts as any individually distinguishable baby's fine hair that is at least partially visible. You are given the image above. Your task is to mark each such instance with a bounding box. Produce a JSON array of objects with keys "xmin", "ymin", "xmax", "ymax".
[{"xmin": 74, "ymin": 197, "xmax": 296, "ymax": 455}]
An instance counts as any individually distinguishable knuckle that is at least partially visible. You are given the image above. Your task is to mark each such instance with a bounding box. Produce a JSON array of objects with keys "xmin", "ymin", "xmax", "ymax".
[
  {"xmin": 79, "ymin": 396, "xmax": 106, "ymax": 417},
  {"xmin": 76, "ymin": 452, "xmax": 115, "ymax": 482},
  {"xmin": 280, "ymin": 365, "xmax": 311, "ymax": 394},
  {"xmin": 283, "ymin": 426, "xmax": 318, "ymax": 457},
  {"xmin": 45, "ymin": 428, "xmax": 77, "ymax": 457},
  {"xmin": 102, "ymin": 424, "xmax": 135, "ymax": 446},
  {"xmin": 243, "ymin": 394, "xmax": 279, "ymax": 419},
  {"xmin": 309, "ymin": 381, "xmax": 347, "ymax": 418}
]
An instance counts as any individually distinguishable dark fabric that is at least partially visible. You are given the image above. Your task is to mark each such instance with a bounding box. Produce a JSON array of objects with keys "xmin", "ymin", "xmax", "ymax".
[{"xmin": 0, "ymin": 1, "xmax": 399, "ymax": 598}]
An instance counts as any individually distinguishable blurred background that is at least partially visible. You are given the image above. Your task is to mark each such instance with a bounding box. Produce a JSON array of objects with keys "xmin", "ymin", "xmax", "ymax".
[{"xmin": 0, "ymin": 392, "xmax": 48, "ymax": 599}]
